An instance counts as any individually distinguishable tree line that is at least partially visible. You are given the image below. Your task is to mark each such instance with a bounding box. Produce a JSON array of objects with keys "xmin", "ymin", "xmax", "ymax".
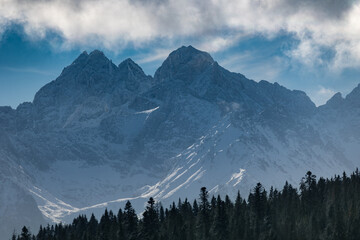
[{"xmin": 11, "ymin": 169, "xmax": 360, "ymax": 240}]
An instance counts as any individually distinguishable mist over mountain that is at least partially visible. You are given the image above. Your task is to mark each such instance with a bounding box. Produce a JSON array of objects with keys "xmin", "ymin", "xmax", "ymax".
[{"xmin": 1, "ymin": 46, "xmax": 360, "ymax": 239}]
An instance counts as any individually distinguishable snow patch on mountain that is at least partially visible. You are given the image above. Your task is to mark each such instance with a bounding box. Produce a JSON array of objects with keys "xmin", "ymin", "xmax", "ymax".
[{"xmin": 227, "ymin": 169, "xmax": 246, "ymax": 187}]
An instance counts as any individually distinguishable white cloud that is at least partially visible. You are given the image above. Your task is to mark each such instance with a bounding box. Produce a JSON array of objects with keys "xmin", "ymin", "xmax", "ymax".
[
  {"xmin": 136, "ymin": 48, "xmax": 172, "ymax": 64},
  {"xmin": 1, "ymin": 0, "xmax": 360, "ymax": 70},
  {"xmin": 219, "ymin": 51, "xmax": 287, "ymax": 81},
  {"xmin": 288, "ymin": 39, "xmax": 323, "ymax": 67},
  {"xmin": 195, "ymin": 34, "xmax": 245, "ymax": 53}
]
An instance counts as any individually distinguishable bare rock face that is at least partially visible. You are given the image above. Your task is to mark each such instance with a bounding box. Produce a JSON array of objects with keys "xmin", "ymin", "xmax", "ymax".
[{"xmin": 1, "ymin": 45, "xmax": 360, "ymax": 240}]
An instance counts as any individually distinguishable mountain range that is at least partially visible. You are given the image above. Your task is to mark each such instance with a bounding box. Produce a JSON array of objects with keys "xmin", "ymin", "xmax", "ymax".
[{"xmin": 1, "ymin": 46, "xmax": 360, "ymax": 239}]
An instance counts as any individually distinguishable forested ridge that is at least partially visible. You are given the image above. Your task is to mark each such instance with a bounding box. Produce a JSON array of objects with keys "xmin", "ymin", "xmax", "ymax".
[{"xmin": 12, "ymin": 169, "xmax": 360, "ymax": 240}]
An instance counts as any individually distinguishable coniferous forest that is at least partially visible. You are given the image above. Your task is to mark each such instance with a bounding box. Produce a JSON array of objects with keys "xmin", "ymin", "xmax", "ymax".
[{"xmin": 12, "ymin": 170, "xmax": 360, "ymax": 240}]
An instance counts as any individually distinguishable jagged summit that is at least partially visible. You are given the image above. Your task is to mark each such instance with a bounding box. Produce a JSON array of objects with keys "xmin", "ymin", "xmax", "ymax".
[
  {"xmin": 70, "ymin": 50, "xmax": 109, "ymax": 65},
  {"xmin": 171, "ymin": 45, "xmax": 214, "ymax": 62},
  {"xmin": 84, "ymin": 50, "xmax": 111, "ymax": 66},
  {"xmin": 61, "ymin": 49, "xmax": 114, "ymax": 79},
  {"xmin": 325, "ymin": 92, "xmax": 343, "ymax": 108},
  {"xmin": 33, "ymin": 50, "xmax": 118, "ymax": 108},
  {"xmin": 34, "ymin": 46, "xmax": 318, "ymax": 114},
  {"xmin": 345, "ymin": 83, "xmax": 360, "ymax": 106},
  {"xmin": 154, "ymin": 45, "xmax": 215, "ymax": 83},
  {"xmin": 72, "ymin": 51, "xmax": 88, "ymax": 64},
  {"xmin": 89, "ymin": 49, "xmax": 105, "ymax": 57},
  {"xmin": 32, "ymin": 51, "xmax": 152, "ymax": 112},
  {"xmin": 118, "ymin": 58, "xmax": 145, "ymax": 76},
  {"xmin": 118, "ymin": 58, "xmax": 150, "ymax": 92}
]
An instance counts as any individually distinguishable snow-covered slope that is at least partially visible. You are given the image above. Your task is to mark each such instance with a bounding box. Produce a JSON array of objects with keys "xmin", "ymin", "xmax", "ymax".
[{"xmin": 1, "ymin": 45, "xmax": 360, "ymax": 239}]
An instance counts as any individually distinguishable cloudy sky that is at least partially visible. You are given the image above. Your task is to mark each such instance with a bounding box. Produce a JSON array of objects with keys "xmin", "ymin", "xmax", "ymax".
[{"xmin": 1, "ymin": 0, "xmax": 360, "ymax": 107}]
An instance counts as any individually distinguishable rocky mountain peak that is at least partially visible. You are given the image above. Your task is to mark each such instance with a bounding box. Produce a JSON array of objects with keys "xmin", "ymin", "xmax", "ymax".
[
  {"xmin": 69, "ymin": 50, "xmax": 110, "ymax": 67},
  {"xmin": 72, "ymin": 51, "xmax": 88, "ymax": 64},
  {"xmin": 33, "ymin": 50, "xmax": 118, "ymax": 109},
  {"xmin": 325, "ymin": 92, "xmax": 344, "ymax": 108},
  {"xmin": 118, "ymin": 58, "xmax": 146, "ymax": 77},
  {"xmin": 345, "ymin": 83, "xmax": 360, "ymax": 107},
  {"xmin": 59, "ymin": 49, "xmax": 115, "ymax": 81},
  {"xmin": 154, "ymin": 45, "xmax": 214, "ymax": 83},
  {"xmin": 87, "ymin": 50, "xmax": 109, "ymax": 64},
  {"xmin": 118, "ymin": 58, "xmax": 150, "ymax": 92},
  {"xmin": 169, "ymin": 45, "xmax": 214, "ymax": 63}
]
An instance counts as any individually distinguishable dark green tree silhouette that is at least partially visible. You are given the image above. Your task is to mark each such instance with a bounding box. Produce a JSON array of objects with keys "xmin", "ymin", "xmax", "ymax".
[
  {"xmin": 19, "ymin": 227, "xmax": 31, "ymax": 240},
  {"xmin": 141, "ymin": 197, "xmax": 159, "ymax": 240}
]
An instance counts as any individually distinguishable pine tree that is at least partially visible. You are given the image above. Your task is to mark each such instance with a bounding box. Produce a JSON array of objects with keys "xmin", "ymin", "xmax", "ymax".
[
  {"xmin": 248, "ymin": 183, "xmax": 267, "ymax": 239},
  {"xmin": 197, "ymin": 187, "xmax": 210, "ymax": 240},
  {"xmin": 230, "ymin": 191, "xmax": 245, "ymax": 240},
  {"xmin": 300, "ymin": 171, "xmax": 317, "ymax": 192},
  {"xmin": 87, "ymin": 213, "xmax": 98, "ymax": 240},
  {"xmin": 98, "ymin": 209, "xmax": 110, "ymax": 240},
  {"xmin": 210, "ymin": 195, "xmax": 229, "ymax": 240},
  {"xmin": 193, "ymin": 200, "xmax": 199, "ymax": 216},
  {"xmin": 300, "ymin": 171, "xmax": 317, "ymax": 216},
  {"xmin": 142, "ymin": 197, "xmax": 159, "ymax": 240},
  {"xmin": 19, "ymin": 227, "xmax": 31, "ymax": 240},
  {"xmin": 11, "ymin": 231, "xmax": 16, "ymax": 240},
  {"xmin": 124, "ymin": 200, "xmax": 138, "ymax": 240}
]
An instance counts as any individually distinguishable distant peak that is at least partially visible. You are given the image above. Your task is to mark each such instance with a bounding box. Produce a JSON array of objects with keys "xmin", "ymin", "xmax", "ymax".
[
  {"xmin": 71, "ymin": 50, "xmax": 109, "ymax": 66},
  {"xmin": 89, "ymin": 49, "xmax": 104, "ymax": 55},
  {"xmin": 119, "ymin": 58, "xmax": 137, "ymax": 67},
  {"xmin": 170, "ymin": 45, "xmax": 214, "ymax": 63},
  {"xmin": 327, "ymin": 92, "xmax": 344, "ymax": 103},
  {"xmin": 346, "ymin": 83, "xmax": 360, "ymax": 99},
  {"xmin": 53, "ymin": 49, "xmax": 116, "ymax": 92},
  {"xmin": 325, "ymin": 92, "xmax": 343, "ymax": 108},
  {"xmin": 118, "ymin": 58, "xmax": 145, "ymax": 76},
  {"xmin": 72, "ymin": 51, "xmax": 88, "ymax": 64},
  {"xmin": 154, "ymin": 45, "xmax": 214, "ymax": 82},
  {"xmin": 123, "ymin": 57, "xmax": 135, "ymax": 63},
  {"xmin": 345, "ymin": 83, "xmax": 360, "ymax": 107},
  {"xmin": 89, "ymin": 50, "xmax": 105, "ymax": 57},
  {"xmin": 177, "ymin": 45, "xmax": 196, "ymax": 51},
  {"xmin": 332, "ymin": 92, "xmax": 343, "ymax": 99}
]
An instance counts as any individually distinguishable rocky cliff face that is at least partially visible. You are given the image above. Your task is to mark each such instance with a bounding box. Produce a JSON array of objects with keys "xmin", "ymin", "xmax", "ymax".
[{"xmin": 1, "ymin": 46, "xmax": 360, "ymax": 239}]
